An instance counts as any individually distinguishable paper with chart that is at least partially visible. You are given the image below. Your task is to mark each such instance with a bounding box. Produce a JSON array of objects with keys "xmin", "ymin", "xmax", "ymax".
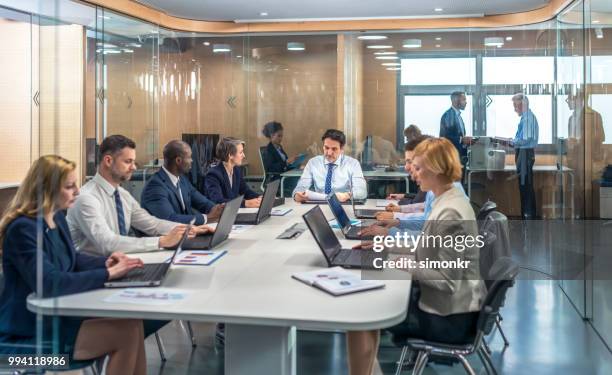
[{"xmin": 173, "ymin": 250, "xmax": 227, "ymax": 266}]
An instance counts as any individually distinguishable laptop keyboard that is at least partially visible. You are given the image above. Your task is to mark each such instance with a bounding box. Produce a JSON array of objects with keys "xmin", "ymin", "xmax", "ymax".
[
  {"xmin": 119, "ymin": 263, "xmax": 168, "ymax": 282},
  {"xmin": 335, "ymin": 249, "xmax": 383, "ymax": 266}
]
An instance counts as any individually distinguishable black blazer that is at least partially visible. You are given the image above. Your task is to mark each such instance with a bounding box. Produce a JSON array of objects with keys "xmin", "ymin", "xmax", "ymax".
[
  {"xmin": 261, "ymin": 142, "xmax": 292, "ymax": 181},
  {"xmin": 0, "ymin": 212, "xmax": 108, "ymax": 339},
  {"xmin": 204, "ymin": 163, "xmax": 260, "ymax": 206},
  {"xmin": 141, "ymin": 169, "xmax": 215, "ymax": 225},
  {"xmin": 440, "ymin": 107, "xmax": 468, "ymax": 160}
]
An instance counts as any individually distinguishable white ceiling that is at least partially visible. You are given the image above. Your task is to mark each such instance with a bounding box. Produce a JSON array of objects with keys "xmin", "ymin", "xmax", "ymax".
[{"xmin": 136, "ymin": 0, "xmax": 551, "ymax": 22}]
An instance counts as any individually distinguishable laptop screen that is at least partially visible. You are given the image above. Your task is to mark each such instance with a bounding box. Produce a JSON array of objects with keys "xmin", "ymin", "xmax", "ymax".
[
  {"xmin": 302, "ymin": 205, "xmax": 342, "ymax": 262},
  {"xmin": 257, "ymin": 179, "xmax": 280, "ymax": 220},
  {"xmin": 327, "ymin": 193, "xmax": 351, "ymax": 230}
]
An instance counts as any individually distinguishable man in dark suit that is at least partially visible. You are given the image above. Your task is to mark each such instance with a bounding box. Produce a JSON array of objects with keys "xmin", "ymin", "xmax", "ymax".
[
  {"xmin": 440, "ymin": 91, "xmax": 471, "ymax": 166},
  {"xmin": 142, "ymin": 140, "xmax": 223, "ymax": 225}
]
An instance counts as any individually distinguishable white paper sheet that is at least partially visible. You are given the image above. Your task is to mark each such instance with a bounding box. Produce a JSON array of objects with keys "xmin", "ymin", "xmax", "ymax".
[{"xmin": 104, "ymin": 288, "xmax": 190, "ymax": 306}]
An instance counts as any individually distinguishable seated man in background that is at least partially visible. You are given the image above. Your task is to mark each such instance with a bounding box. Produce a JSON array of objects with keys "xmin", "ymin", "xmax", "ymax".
[
  {"xmin": 205, "ymin": 137, "xmax": 262, "ymax": 208},
  {"xmin": 293, "ymin": 129, "xmax": 366, "ymax": 202},
  {"xmin": 386, "ymin": 135, "xmax": 430, "ymax": 205},
  {"xmin": 142, "ymin": 140, "xmax": 224, "ymax": 225},
  {"xmin": 67, "ymin": 135, "xmax": 212, "ymax": 256}
]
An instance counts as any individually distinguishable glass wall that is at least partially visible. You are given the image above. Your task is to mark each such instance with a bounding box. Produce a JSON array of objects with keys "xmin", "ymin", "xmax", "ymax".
[{"xmin": 0, "ymin": 0, "xmax": 610, "ymax": 355}]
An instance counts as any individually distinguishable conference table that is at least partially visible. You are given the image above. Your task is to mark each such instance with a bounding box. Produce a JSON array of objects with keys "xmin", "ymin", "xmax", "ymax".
[
  {"xmin": 280, "ymin": 168, "xmax": 411, "ymax": 197},
  {"xmin": 28, "ymin": 201, "xmax": 411, "ymax": 375}
]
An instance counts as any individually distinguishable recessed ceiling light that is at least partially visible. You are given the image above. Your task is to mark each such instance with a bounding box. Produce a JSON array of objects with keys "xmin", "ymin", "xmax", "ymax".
[
  {"xmin": 386, "ymin": 67, "xmax": 401, "ymax": 71},
  {"xmin": 203, "ymin": 42, "xmax": 210, "ymax": 46},
  {"xmin": 435, "ymin": 44, "xmax": 441, "ymax": 48},
  {"xmin": 435, "ymin": 37, "xmax": 442, "ymax": 41},
  {"xmin": 260, "ymin": 12, "xmax": 268, "ymax": 16},
  {"xmin": 593, "ymin": 20, "xmax": 600, "ymax": 24},
  {"xmin": 122, "ymin": 49, "xmax": 134, "ymax": 53},
  {"xmin": 102, "ymin": 50, "xmax": 121, "ymax": 54},
  {"xmin": 366, "ymin": 45, "xmax": 393, "ymax": 49},
  {"xmin": 150, "ymin": 29, "xmax": 158, "ymax": 34},
  {"xmin": 96, "ymin": 43, "xmax": 117, "ymax": 48},
  {"xmin": 127, "ymin": 43, "xmax": 142, "ymax": 48},
  {"xmin": 505, "ymin": 36, "xmax": 513, "ymax": 41},
  {"xmin": 374, "ymin": 51, "xmax": 397, "ymax": 55},
  {"xmin": 595, "ymin": 28, "xmax": 604, "ymax": 39},
  {"xmin": 213, "ymin": 44, "xmax": 231, "ymax": 53},
  {"xmin": 357, "ymin": 35, "xmax": 387, "ymax": 40},
  {"xmin": 376, "ymin": 56, "xmax": 400, "ymax": 60},
  {"xmin": 434, "ymin": 8, "xmax": 443, "ymax": 12},
  {"xmin": 236, "ymin": 55, "xmax": 242, "ymax": 58},
  {"xmin": 402, "ymin": 39, "xmax": 422, "ymax": 48},
  {"xmin": 97, "ymin": 15, "xmax": 110, "ymax": 20},
  {"xmin": 287, "ymin": 42, "xmax": 305, "ymax": 51},
  {"xmin": 484, "ymin": 37, "xmax": 504, "ymax": 47},
  {"xmin": 381, "ymin": 62, "xmax": 401, "ymax": 66}
]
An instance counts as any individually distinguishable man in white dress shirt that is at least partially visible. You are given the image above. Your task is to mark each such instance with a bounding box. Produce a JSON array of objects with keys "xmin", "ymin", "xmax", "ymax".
[
  {"xmin": 67, "ymin": 135, "xmax": 211, "ymax": 256},
  {"xmin": 293, "ymin": 129, "xmax": 367, "ymax": 202}
]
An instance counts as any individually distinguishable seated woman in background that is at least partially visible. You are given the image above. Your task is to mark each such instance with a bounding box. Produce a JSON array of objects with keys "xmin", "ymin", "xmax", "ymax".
[
  {"xmin": 205, "ymin": 137, "xmax": 262, "ymax": 208},
  {"xmin": 261, "ymin": 121, "xmax": 300, "ymax": 179},
  {"xmin": 0, "ymin": 155, "xmax": 146, "ymax": 375},
  {"xmin": 347, "ymin": 138, "xmax": 485, "ymax": 375}
]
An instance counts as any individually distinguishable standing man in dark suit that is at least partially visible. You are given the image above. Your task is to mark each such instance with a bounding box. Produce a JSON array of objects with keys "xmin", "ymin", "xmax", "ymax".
[
  {"xmin": 142, "ymin": 140, "xmax": 224, "ymax": 225},
  {"xmin": 440, "ymin": 91, "xmax": 471, "ymax": 169}
]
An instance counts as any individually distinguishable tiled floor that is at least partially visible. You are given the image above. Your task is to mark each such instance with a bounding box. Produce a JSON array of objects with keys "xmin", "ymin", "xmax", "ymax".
[{"xmin": 143, "ymin": 279, "xmax": 612, "ymax": 375}]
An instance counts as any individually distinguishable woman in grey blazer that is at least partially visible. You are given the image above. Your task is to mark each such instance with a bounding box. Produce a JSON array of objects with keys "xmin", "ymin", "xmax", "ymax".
[{"xmin": 347, "ymin": 138, "xmax": 486, "ymax": 375}]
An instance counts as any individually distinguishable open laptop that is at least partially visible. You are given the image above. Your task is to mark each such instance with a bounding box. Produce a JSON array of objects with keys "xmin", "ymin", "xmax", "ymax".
[
  {"xmin": 235, "ymin": 179, "xmax": 280, "ymax": 225},
  {"xmin": 105, "ymin": 220, "xmax": 193, "ymax": 288},
  {"xmin": 182, "ymin": 195, "xmax": 243, "ymax": 249},
  {"xmin": 352, "ymin": 194, "xmax": 383, "ymax": 219},
  {"xmin": 327, "ymin": 193, "xmax": 374, "ymax": 240},
  {"xmin": 302, "ymin": 206, "xmax": 385, "ymax": 270}
]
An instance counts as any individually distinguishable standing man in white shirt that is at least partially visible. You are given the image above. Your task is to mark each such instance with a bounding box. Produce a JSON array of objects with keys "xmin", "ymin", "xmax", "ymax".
[
  {"xmin": 67, "ymin": 135, "xmax": 211, "ymax": 256},
  {"xmin": 293, "ymin": 129, "xmax": 367, "ymax": 202}
]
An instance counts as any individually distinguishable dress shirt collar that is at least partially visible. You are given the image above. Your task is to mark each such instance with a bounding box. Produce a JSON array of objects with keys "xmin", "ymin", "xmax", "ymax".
[
  {"xmin": 162, "ymin": 166, "xmax": 180, "ymax": 187},
  {"xmin": 324, "ymin": 153, "xmax": 343, "ymax": 167},
  {"xmin": 93, "ymin": 173, "xmax": 119, "ymax": 197},
  {"xmin": 452, "ymin": 106, "xmax": 462, "ymax": 116}
]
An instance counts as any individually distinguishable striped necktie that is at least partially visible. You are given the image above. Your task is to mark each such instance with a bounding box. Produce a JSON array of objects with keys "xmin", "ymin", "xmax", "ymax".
[
  {"xmin": 324, "ymin": 163, "xmax": 336, "ymax": 195},
  {"xmin": 114, "ymin": 189, "xmax": 127, "ymax": 236}
]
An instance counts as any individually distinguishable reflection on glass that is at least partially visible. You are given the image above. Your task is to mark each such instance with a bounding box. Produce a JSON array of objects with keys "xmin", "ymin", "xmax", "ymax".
[{"xmin": 482, "ymin": 56, "xmax": 555, "ymax": 84}]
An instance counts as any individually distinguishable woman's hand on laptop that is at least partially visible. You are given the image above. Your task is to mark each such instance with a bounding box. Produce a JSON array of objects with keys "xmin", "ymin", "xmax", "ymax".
[
  {"xmin": 107, "ymin": 256, "xmax": 144, "ymax": 280},
  {"xmin": 358, "ymin": 225, "xmax": 388, "ymax": 237},
  {"xmin": 386, "ymin": 193, "xmax": 404, "ymax": 200},
  {"xmin": 352, "ymin": 241, "xmax": 374, "ymax": 250},
  {"xmin": 193, "ymin": 225, "xmax": 215, "ymax": 235},
  {"xmin": 159, "ymin": 225, "xmax": 187, "ymax": 249},
  {"xmin": 376, "ymin": 211, "xmax": 395, "ymax": 220},
  {"xmin": 245, "ymin": 196, "xmax": 262, "ymax": 208},
  {"xmin": 385, "ymin": 203, "xmax": 400, "ymax": 212}
]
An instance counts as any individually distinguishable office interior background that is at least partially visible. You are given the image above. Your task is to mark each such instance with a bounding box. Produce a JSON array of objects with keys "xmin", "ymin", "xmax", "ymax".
[{"xmin": 0, "ymin": 0, "xmax": 611, "ymax": 373}]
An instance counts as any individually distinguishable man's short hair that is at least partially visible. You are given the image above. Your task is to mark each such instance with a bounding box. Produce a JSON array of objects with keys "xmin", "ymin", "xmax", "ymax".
[
  {"xmin": 451, "ymin": 91, "xmax": 466, "ymax": 101},
  {"xmin": 99, "ymin": 135, "xmax": 136, "ymax": 162},
  {"xmin": 163, "ymin": 140, "xmax": 189, "ymax": 167},
  {"xmin": 404, "ymin": 135, "xmax": 432, "ymax": 152},
  {"xmin": 321, "ymin": 129, "xmax": 346, "ymax": 147},
  {"xmin": 216, "ymin": 137, "xmax": 245, "ymax": 162},
  {"xmin": 512, "ymin": 93, "xmax": 529, "ymax": 105}
]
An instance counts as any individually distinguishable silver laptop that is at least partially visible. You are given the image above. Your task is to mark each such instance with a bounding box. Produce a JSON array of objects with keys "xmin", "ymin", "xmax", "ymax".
[
  {"xmin": 104, "ymin": 221, "xmax": 193, "ymax": 288},
  {"xmin": 235, "ymin": 180, "xmax": 280, "ymax": 225}
]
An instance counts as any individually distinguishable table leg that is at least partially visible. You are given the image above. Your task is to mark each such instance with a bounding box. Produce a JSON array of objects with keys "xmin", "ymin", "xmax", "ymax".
[
  {"xmin": 467, "ymin": 171, "xmax": 472, "ymax": 199},
  {"xmin": 280, "ymin": 176, "xmax": 286, "ymax": 198},
  {"xmin": 225, "ymin": 324, "xmax": 296, "ymax": 375}
]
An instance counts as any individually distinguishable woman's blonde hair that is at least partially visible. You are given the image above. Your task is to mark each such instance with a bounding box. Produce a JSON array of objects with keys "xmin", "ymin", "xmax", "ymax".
[
  {"xmin": 0, "ymin": 155, "xmax": 76, "ymax": 246},
  {"xmin": 413, "ymin": 138, "xmax": 462, "ymax": 183}
]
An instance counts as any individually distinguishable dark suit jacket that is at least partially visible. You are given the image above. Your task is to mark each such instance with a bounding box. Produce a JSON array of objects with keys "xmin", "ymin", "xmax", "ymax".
[
  {"xmin": 440, "ymin": 107, "xmax": 467, "ymax": 161},
  {"xmin": 141, "ymin": 169, "xmax": 215, "ymax": 225},
  {"xmin": 0, "ymin": 212, "xmax": 108, "ymax": 339},
  {"xmin": 261, "ymin": 142, "xmax": 291, "ymax": 181},
  {"xmin": 204, "ymin": 163, "xmax": 260, "ymax": 206}
]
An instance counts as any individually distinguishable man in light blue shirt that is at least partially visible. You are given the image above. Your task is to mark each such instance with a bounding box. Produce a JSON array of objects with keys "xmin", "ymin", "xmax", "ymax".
[
  {"xmin": 511, "ymin": 93, "xmax": 538, "ymax": 219},
  {"xmin": 293, "ymin": 129, "xmax": 367, "ymax": 202}
]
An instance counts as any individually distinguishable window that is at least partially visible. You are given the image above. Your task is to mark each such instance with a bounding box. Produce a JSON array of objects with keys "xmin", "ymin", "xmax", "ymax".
[
  {"xmin": 403, "ymin": 95, "xmax": 473, "ymax": 137},
  {"xmin": 400, "ymin": 58, "xmax": 476, "ymax": 86},
  {"xmin": 483, "ymin": 56, "xmax": 554, "ymax": 84},
  {"xmin": 485, "ymin": 94, "xmax": 552, "ymax": 144}
]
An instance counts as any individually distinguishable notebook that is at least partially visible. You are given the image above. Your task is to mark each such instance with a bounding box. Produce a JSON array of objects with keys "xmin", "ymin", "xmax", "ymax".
[{"xmin": 292, "ymin": 267, "xmax": 385, "ymax": 296}]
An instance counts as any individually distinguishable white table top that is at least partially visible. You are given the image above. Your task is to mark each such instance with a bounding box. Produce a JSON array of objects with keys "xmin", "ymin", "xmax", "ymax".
[
  {"xmin": 28, "ymin": 201, "xmax": 411, "ymax": 331},
  {"xmin": 0, "ymin": 182, "xmax": 20, "ymax": 189},
  {"xmin": 467, "ymin": 165, "xmax": 573, "ymax": 172}
]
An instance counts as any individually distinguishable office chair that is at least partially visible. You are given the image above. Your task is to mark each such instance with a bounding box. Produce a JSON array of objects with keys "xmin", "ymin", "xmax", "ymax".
[{"xmin": 392, "ymin": 257, "xmax": 518, "ymax": 375}]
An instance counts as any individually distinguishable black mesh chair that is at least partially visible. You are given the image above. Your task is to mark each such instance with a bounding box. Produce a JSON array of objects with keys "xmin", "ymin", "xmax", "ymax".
[
  {"xmin": 392, "ymin": 257, "xmax": 519, "ymax": 375},
  {"xmin": 477, "ymin": 200, "xmax": 498, "ymax": 221}
]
